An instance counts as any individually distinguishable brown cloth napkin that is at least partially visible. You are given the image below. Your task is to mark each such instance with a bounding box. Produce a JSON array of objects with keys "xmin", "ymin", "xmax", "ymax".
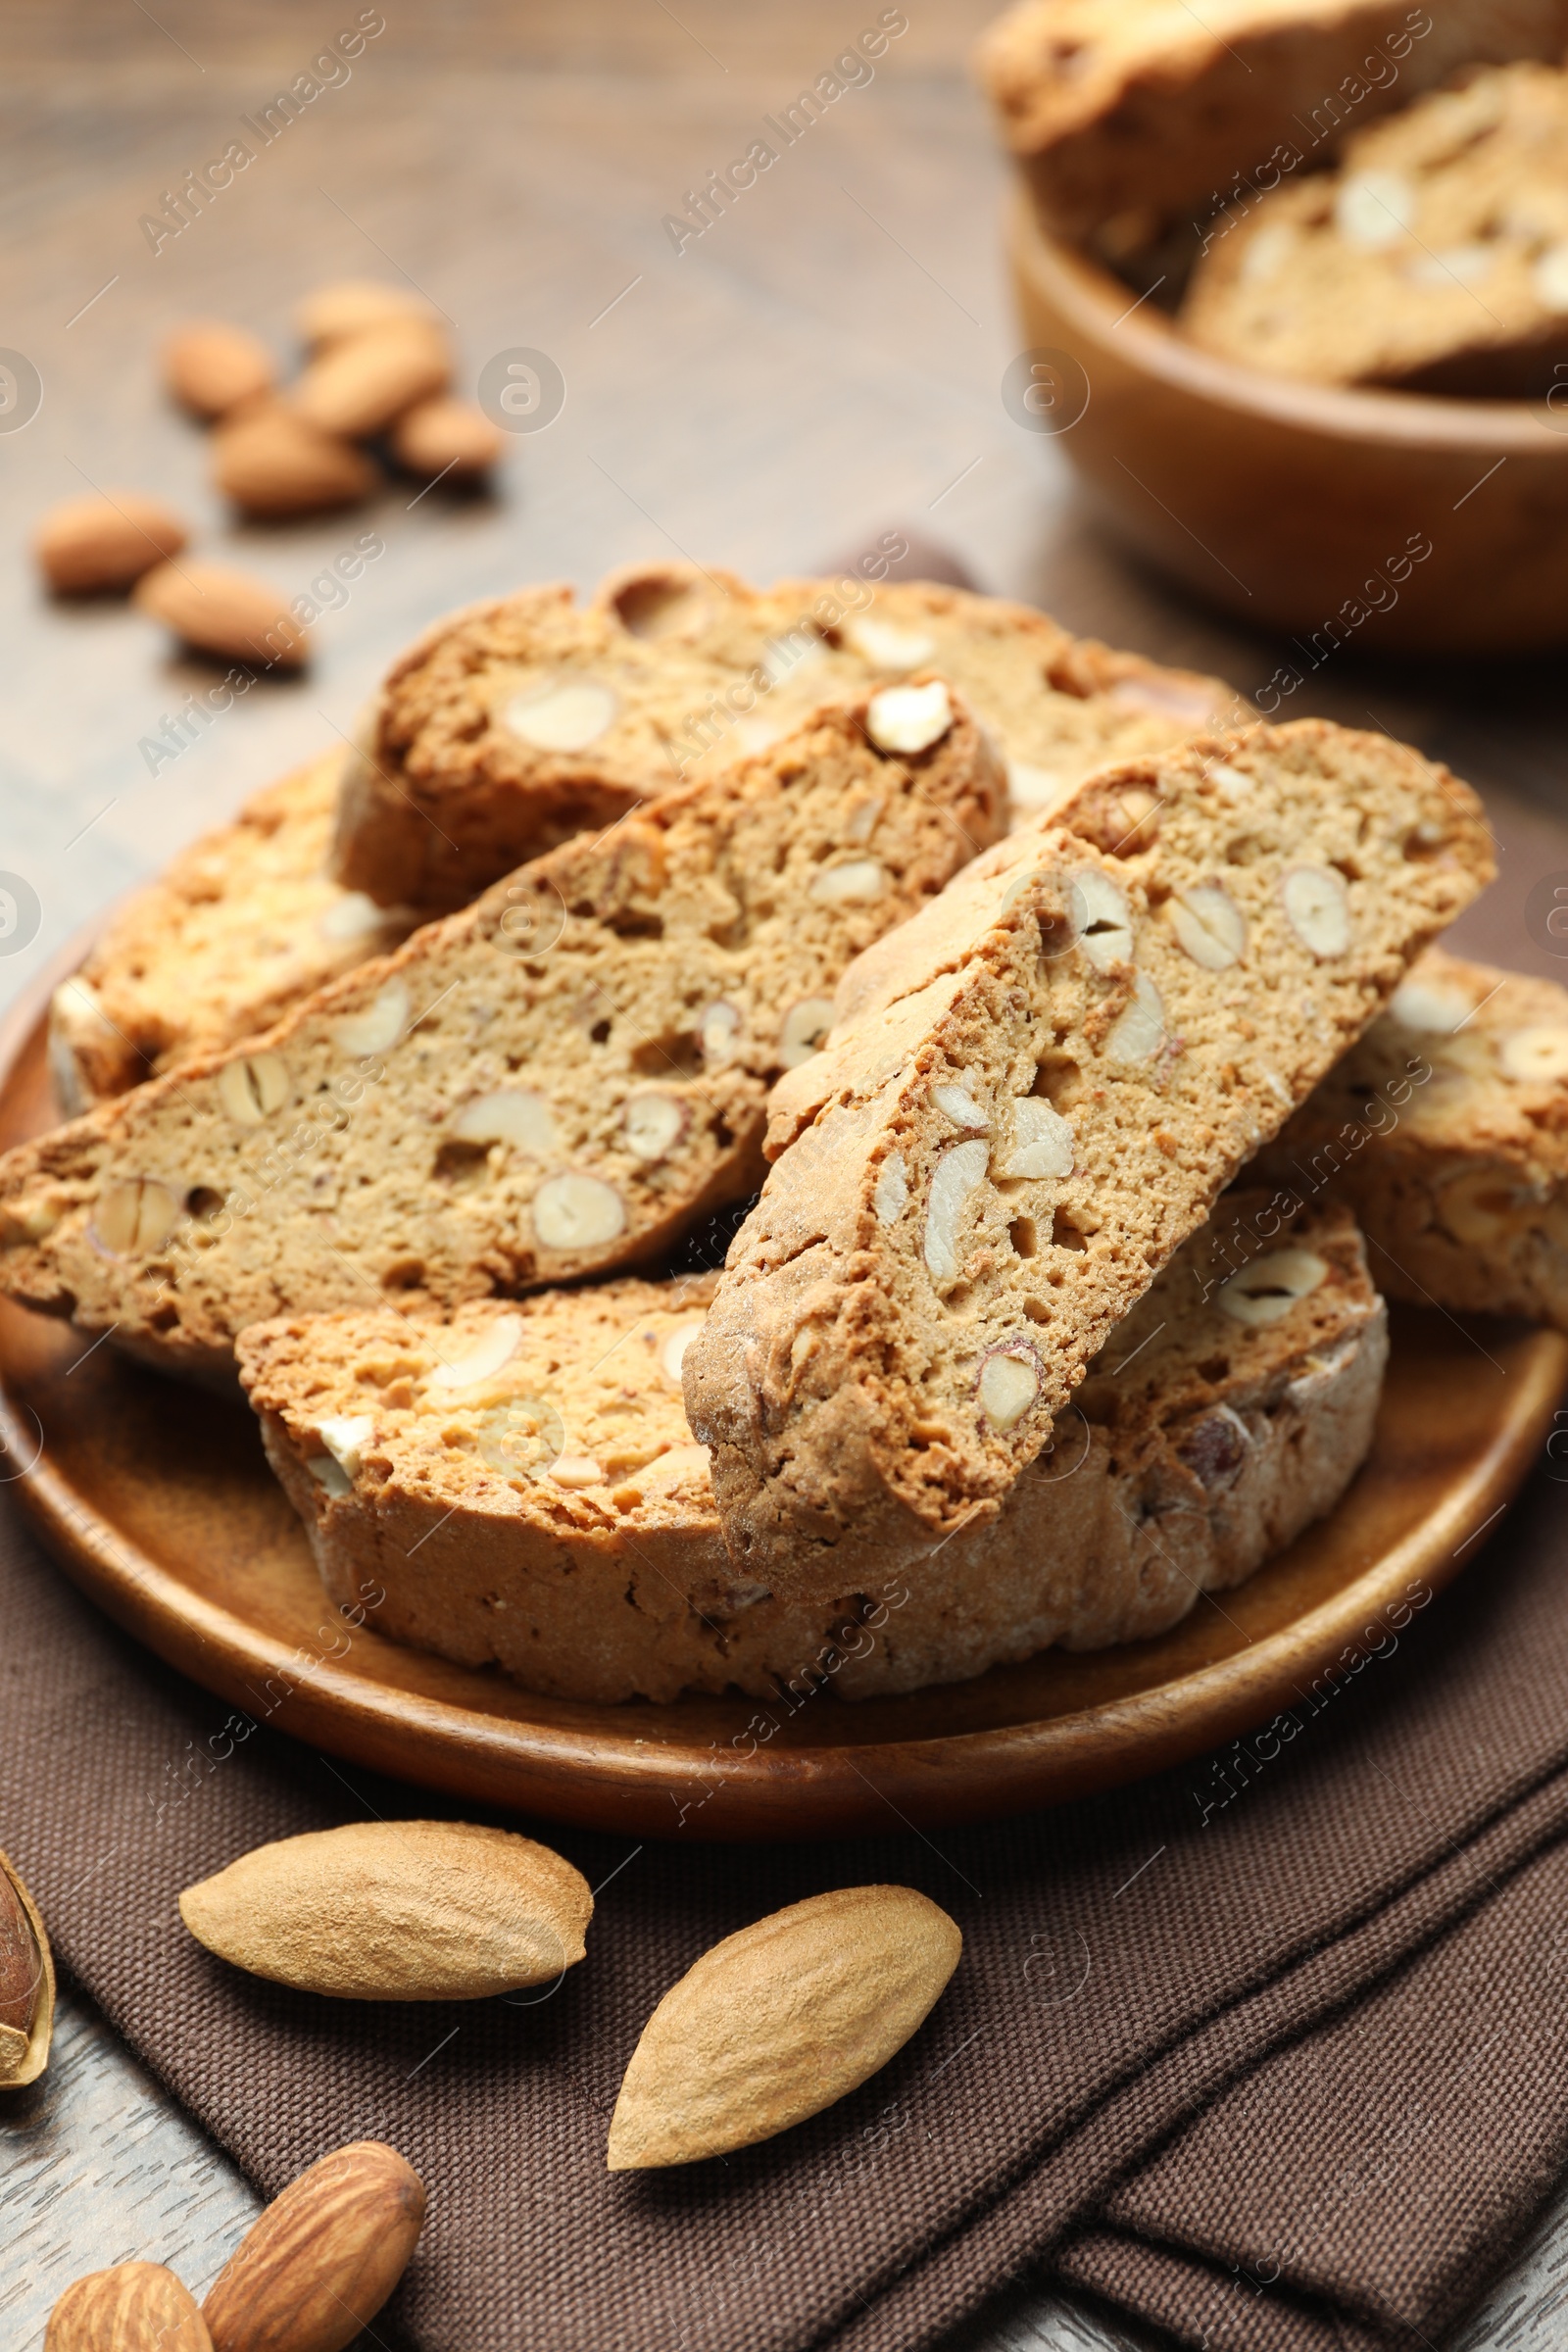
[{"xmin": 7, "ymin": 1441, "xmax": 1568, "ymax": 2352}]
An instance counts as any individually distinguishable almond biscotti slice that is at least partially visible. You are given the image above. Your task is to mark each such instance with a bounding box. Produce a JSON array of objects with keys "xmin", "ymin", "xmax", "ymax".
[
  {"xmin": 1181, "ymin": 64, "xmax": 1568, "ymax": 396},
  {"xmin": 976, "ymin": 0, "xmax": 1568, "ymax": 241},
  {"xmin": 682, "ymin": 717, "xmax": 1491, "ymax": 1592},
  {"xmin": 236, "ymin": 1194, "xmax": 1386, "ymax": 1704},
  {"xmin": 0, "ymin": 688, "xmax": 1003, "ymax": 1387},
  {"xmin": 1257, "ymin": 947, "xmax": 1568, "ymax": 1327},
  {"xmin": 48, "ymin": 753, "xmax": 418, "ymax": 1110},
  {"xmin": 333, "ymin": 563, "xmax": 1234, "ymax": 910}
]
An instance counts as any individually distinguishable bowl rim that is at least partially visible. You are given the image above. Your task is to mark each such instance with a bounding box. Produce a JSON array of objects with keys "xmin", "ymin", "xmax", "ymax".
[{"xmin": 1008, "ymin": 182, "xmax": 1568, "ymax": 458}]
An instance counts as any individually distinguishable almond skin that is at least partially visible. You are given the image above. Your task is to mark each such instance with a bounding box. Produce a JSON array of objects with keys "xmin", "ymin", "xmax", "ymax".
[
  {"xmin": 178, "ymin": 1819, "xmax": 592, "ymax": 1998},
  {"xmin": 46, "ymin": 2263, "xmax": 212, "ymax": 2351},
  {"xmin": 293, "ymin": 324, "xmax": 450, "ymax": 438},
  {"xmin": 211, "ymin": 405, "xmax": 376, "ymax": 517},
  {"xmin": 164, "ymin": 321, "xmax": 275, "ymax": 419},
  {"xmin": 608, "ymin": 1885, "xmax": 962, "ymax": 2170},
  {"xmin": 33, "ymin": 493, "xmax": 189, "ymax": 593},
  {"xmin": 202, "ymin": 2142, "xmax": 423, "ymax": 2352},
  {"xmin": 391, "ymin": 395, "xmax": 504, "ymax": 477},
  {"xmin": 295, "ymin": 277, "xmax": 439, "ymax": 348},
  {"xmin": 0, "ymin": 1846, "xmax": 55, "ymax": 2086},
  {"xmin": 133, "ymin": 562, "xmax": 308, "ymax": 669}
]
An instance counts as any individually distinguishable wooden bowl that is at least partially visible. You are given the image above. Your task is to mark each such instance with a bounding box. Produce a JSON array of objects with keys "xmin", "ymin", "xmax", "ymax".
[{"xmin": 1006, "ymin": 183, "xmax": 1568, "ymax": 655}]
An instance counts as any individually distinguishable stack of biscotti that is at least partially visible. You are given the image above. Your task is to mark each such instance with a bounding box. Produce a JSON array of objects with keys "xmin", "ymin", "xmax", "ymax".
[
  {"xmin": 1256, "ymin": 947, "xmax": 1568, "ymax": 1328},
  {"xmin": 334, "ymin": 562, "xmax": 1234, "ymax": 910},
  {"xmin": 683, "ymin": 717, "xmax": 1492, "ymax": 1587},
  {"xmin": 237, "ymin": 1193, "xmax": 1387, "ymax": 1703},
  {"xmin": 1181, "ymin": 63, "xmax": 1568, "ymax": 396},
  {"xmin": 975, "ymin": 0, "xmax": 1568, "ymax": 243},
  {"xmin": 49, "ymin": 754, "xmax": 417, "ymax": 1110},
  {"xmin": 60, "ymin": 564, "xmax": 1235, "ymax": 1103},
  {"xmin": 0, "ymin": 687, "xmax": 1005, "ymax": 1387}
]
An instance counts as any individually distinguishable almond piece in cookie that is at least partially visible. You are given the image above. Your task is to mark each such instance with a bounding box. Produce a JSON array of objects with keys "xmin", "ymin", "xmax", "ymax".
[
  {"xmin": 0, "ymin": 690, "xmax": 1003, "ymax": 1386},
  {"xmin": 1258, "ymin": 946, "xmax": 1568, "ymax": 1328},
  {"xmin": 48, "ymin": 754, "xmax": 419, "ymax": 1110},
  {"xmin": 333, "ymin": 563, "xmax": 1235, "ymax": 911},
  {"xmin": 237, "ymin": 1194, "xmax": 1385, "ymax": 1702},
  {"xmin": 683, "ymin": 718, "xmax": 1491, "ymax": 1590}
]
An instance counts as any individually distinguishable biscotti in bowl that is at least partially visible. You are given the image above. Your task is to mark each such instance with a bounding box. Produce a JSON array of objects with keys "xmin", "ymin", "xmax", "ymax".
[{"xmin": 981, "ymin": 1, "xmax": 1568, "ymax": 647}]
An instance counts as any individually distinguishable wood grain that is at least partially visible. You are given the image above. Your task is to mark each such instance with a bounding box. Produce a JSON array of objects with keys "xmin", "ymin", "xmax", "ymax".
[{"xmin": 2, "ymin": 0, "xmax": 1568, "ymax": 2342}]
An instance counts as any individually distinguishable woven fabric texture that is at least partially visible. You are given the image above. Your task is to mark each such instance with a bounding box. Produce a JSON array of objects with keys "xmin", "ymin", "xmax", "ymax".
[{"xmin": 6, "ymin": 1461, "xmax": 1568, "ymax": 2352}]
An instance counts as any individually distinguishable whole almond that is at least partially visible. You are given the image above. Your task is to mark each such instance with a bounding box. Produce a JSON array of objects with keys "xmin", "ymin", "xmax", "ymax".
[
  {"xmin": 295, "ymin": 277, "xmax": 438, "ymax": 348},
  {"xmin": 608, "ymin": 1885, "xmax": 961, "ymax": 2170},
  {"xmin": 392, "ymin": 395, "xmax": 504, "ymax": 477},
  {"xmin": 33, "ymin": 493, "xmax": 189, "ymax": 593},
  {"xmin": 164, "ymin": 321, "xmax": 274, "ymax": 419},
  {"xmin": 0, "ymin": 1847, "xmax": 56, "ymax": 2087},
  {"xmin": 179, "ymin": 1819, "xmax": 591, "ymax": 1997},
  {"xmin": 211, "ymin": 405, "xmax": 376, "ymax": 517},
  {"xmin": 133, "ymin": 562, "xmax": 308, "ymax": 668},
  {"xmin": 202, "ymin": 2141, "xmax": 422, "ymax": 2352},
  {"xmin": 294, "ymin": 324, "xmax": 451, "ymax": 438},
  {"xmin": 46, "ymin": 2262, "xmax": 212, "ymax": 2351}
]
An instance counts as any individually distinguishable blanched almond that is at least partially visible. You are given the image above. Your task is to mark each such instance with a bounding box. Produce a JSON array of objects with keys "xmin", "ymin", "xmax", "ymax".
[
  {"xmin": 1169, "ymin": 883, "xmax": 1246, "ymax": 971},
  {"xmin": 294, "ymin": 325, "xmax": 450, "ymax": 438},
  {"xmin": 180, "ymin": 1821, "xmax": 591, "ymax": 1998},
  {"xmin": 623, "ymin": 1093, "xmax": 687, "ymax": 1161},
  {"xmin": 660, "ymin": 1317, "xmax": 708, "ymax": 1386},
  {"xmin": 163, "ymin": 320, "xmax": 274, "ymax": 418},
  {"xmin": 840, "ymin": 613, "xmax": 936, "ymax": 669},
  {"xmin": 1282, "ymin": 866, "xmax": 1351, "ymax": 959},
  {"xmin": 1072, "ymin": 869, "xmax": 1134, "ymax": 972},
  {"xmin": 212, "ymin": 406, "xmax": 377, "ymax": 517},
  {"xmin": 778, "ymin": 999, "xmax": 835, "ymax": 1070},
  {"xmin": 34, "ymin": 493, "xmax": 188, "ymax": 593},
  {"xmin": 392, "ymin": 395, "xmax": 504, "ymax": 477},
  {"xmin": 532, "ymin": 1172, "xmax": 626, "ymax": 1250},
  {"xmin": 1104, "ymin": 971, "xmax": 1166, "ymax": 1065},
  {"xmin": 865, "ymin": 680, "xmax": 952, "ymax": 755},
  {"xmin": 90, "ymin": 1176, "xmax": 181, "ymax": 1256},
  {"xmin": 502, "ymin": 678, "xmax": 618, "ymax": 752},
  {"xmin": 427, "ymin": 1314, "xmax": 523, "ymax": 1390},
  {"xmin": 1496, "ymin": 1027, "xmax": 1568, "ymax": 1083},
  {"xmin": 1218, "ymin": 1247, "xmax": 1329, "ymax": 1325},
  {"xmin": 134, "ymin": 562, "xmax": 309, "ymax": 668},
  {"xmin": 924, "ymin": 1138, "xmax": 990, "ymax": 1284},
  {"xmin": 811, "ymin": 858, "xmax": 886, "ymax": 906},
  {"xmin": 218, "ymin": 1054, "xmax": 291, "ymax": 1125},
  {"xmin": 329, "ymin": 980, "xmax": 409, "ymax": 1058},
  {"xmin": 607, "ymin": 1886, "xmax": 960, "ymax": 2169},
  {"xmin": 454, "ymin": 1088, "xmax": 558, "ymax": 1154},
  {"xmin": 997, "ymin": 1098, "xmax": 1073, "ymax": 1180},
  {"xmin": 978, "ymin": 1347, "xmax": 1041, "ymax": 1430}
]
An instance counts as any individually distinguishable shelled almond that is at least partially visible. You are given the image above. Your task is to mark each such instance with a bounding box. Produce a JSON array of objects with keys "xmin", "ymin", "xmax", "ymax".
[
  {"xmin": 163, "ymin": 321, "xmax": 275, "ymax": 419},
  {"xmin": 33, "ymin": 493, "xmax": 189, "ymax": 594},
  {"xmin": 133, "ymin": 562, "xmax": 309, "ymax": 668},
  {"xmin": 44, "ymin": 2263, "xmax": 211, "ymax": 2351}
]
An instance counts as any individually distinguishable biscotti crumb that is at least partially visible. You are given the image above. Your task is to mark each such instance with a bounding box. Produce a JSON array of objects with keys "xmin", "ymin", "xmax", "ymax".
[
  {"xmin": 0, "ymin": 689, "xmax": 1004, "ymax": 1386},
  {"xmin": 1259, "ymin": 946, "xmax": 1568, "ymax": 1326},
  {"xmin": 236, "ymin": 1193, "xmax": 1385, "ymax": 1702},
  {"xmin": 683, "ymin": 716, "xmax": 1491, "ymax": 1591}
]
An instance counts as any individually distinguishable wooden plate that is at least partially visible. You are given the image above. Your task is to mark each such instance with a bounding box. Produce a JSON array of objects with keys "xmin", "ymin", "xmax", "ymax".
[{"xmin": 1, "ymin": 962, "xmax": 1563, "ymax": 1840}]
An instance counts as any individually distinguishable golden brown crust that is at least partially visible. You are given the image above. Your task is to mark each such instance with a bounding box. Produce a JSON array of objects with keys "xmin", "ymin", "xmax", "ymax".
[
  {"xmin": 333, "ymin": 564, "xmax": 1236, "ymax": 911},
  {"xmin": 236, "ymin": 1197, "xmax": 1386, "ymax": 1702},
  {"xmin": 683, "ymin": 718, "xmax": 1492, "ymax": 1592}
]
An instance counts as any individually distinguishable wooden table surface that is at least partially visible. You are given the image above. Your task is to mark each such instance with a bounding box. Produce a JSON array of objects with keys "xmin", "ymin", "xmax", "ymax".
[{"xmin": 3, "ymin": 3, "xmax": 1568, "ymax": 2344}]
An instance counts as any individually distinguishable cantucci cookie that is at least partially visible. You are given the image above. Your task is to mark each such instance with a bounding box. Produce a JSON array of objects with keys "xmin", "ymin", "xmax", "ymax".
[
  {"xmin": 333, "ymin": 562, "xmax": 1234, "ymax": 910},
  {"xmin": 48, "ymin": 753, "xmax": 417, "ymax": 1110},
  {"xmin": 1258, "ymin": 948, "xmax": 1568, "ymax": 1327},
  {"xmin": 1182, "ymin": 64, "xmax": 1568, "ymax": 395},
  {"xmin": 976, "ymin": 0, "xmax": 1568, "ymax": 240},
  {"xmin": 0, "ymin": 689, "xmax": 1003, "ymax": 1387},
  {"xmin": 236, "ymin": 1196, "xmax": 1386, "ymax": 1704},
  {"xmin": 683, "ymin": 718, "xmax": 1491, "ymax": 1591}
]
